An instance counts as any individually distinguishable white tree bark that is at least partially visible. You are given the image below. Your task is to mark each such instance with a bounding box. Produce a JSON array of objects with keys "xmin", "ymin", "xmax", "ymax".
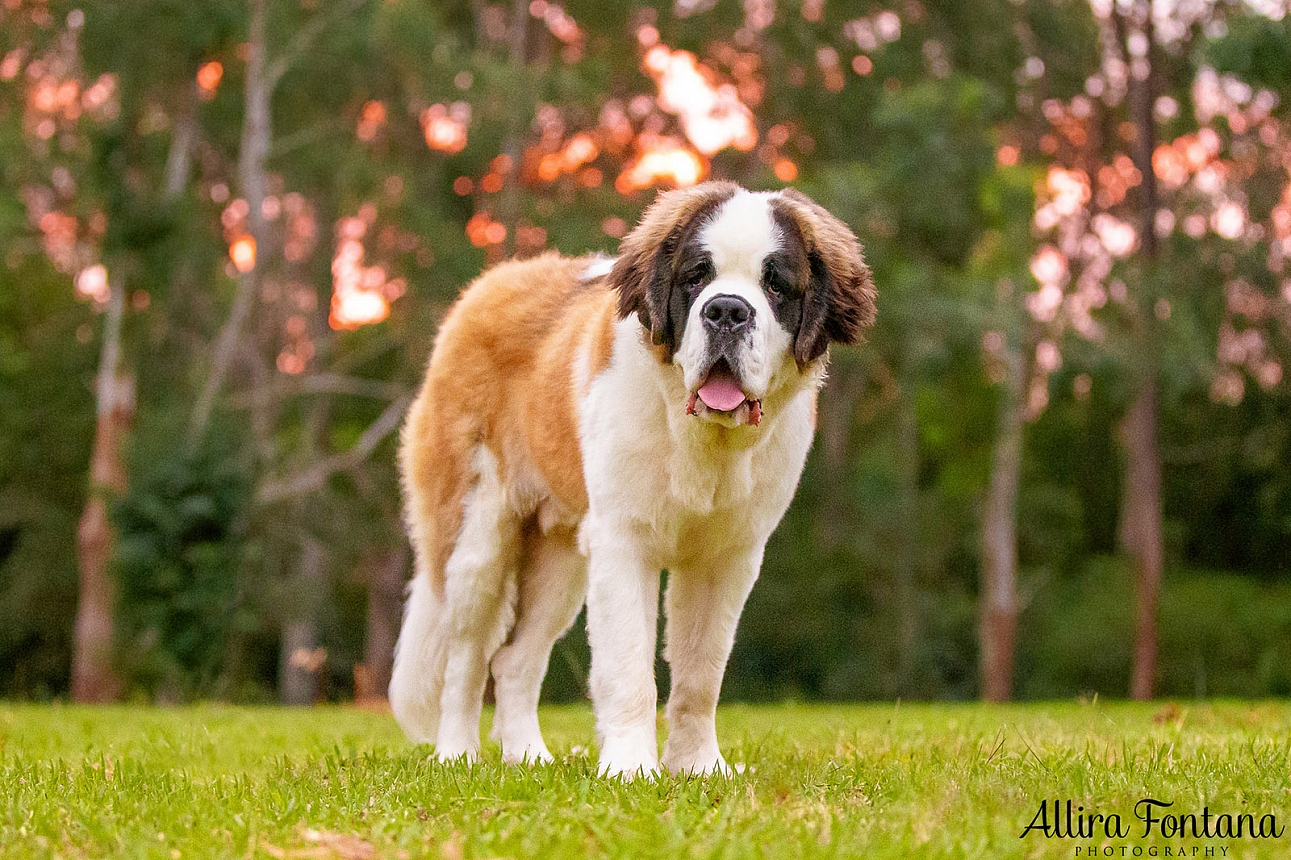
[
  {"xmin": 189, "ymin": 0, "xmax": 271, "ymax": 447},
  {"xmin": 980, "ymin": 340, "xmax": 1024, "ymax": 702},
  {"xmin": 72, "ymin": 278, "xmax": 133, "ymax": 703}
]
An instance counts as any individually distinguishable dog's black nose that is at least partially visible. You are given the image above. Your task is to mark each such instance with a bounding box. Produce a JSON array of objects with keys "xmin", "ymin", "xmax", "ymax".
[{"xmin": 701, "ymin": 295, "xmax": 754, "ymax": 333}]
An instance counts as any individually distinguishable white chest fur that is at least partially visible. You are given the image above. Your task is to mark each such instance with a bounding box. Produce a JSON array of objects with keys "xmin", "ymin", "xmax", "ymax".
[{"xmin": 579, "ymin": 319, "xmax": 816, "ymax": 568}]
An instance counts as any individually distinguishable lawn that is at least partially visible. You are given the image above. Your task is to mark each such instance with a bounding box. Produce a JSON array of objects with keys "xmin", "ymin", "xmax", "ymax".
[{"xmin": 3, "ymin": 701, "xmax": 1289, "ymax": 859}]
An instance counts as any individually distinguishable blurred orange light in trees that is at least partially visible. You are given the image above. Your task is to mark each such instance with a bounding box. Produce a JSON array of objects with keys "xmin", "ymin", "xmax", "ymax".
[
  {"xmin": 421, "ymin": 103, "xmax": 470, "ymax": 154},
  {"xmin": 563, "ymin": 133, "xmax": 598, "ymax": 169},
  {"xmin": 642, "ymin": 45, "xmax": 757, "ymax": 155},
  {"xmin": 1152, "ymin": 143, "xmax": 1187, "ymax": 188},
  {"xmin": 465, "ymin": 212, "xmax": 508, "ymax": 248},
  {"xmin": 196, "ymin": 62, "xmax": 223, "ymax": 98},
  {"xmin": 1, "ymin": 49, "xmax": 23, "ymax": 81},
  {"xmin": 330, "ymin": 214, "xmax": 402, "ymax": 330},
  {"xmin": 1045, "ymin": 167, "xmax": 1091, "ymax": 215},
  {"xmin": 531, "ymin": 1, "xmax": 583, "ymax": 48},
  {"xmin": 1091, "ymin": 213, "xmax": 1137, "ymax": 257},
  {"xmin": 229, "ymin": 236, "xmax": 256, "ymax": 273},
  {"xmin": 331, "ymin": 290, "xmax": 389, "ymax": 330},
  {"xmin": 357, "ymin": 100, "xmax": 386, "ymax": 142},
  {"xmin": 1212, "ymin": 202, "xmax": 1246, "ymax": 240},
  {"xmin": 453, "ymin": 176, "xmax": 474, "ymax": 195},
  {"xmin": 996, "ymin": 145, "xmax": 1019, "ymax": 166},
  {"xmin": 538, "ymin": 154, "xmax": 563, "ymax": 182},
  {"xmin": 75, "ymin": 264, "xmax": 109, "ymax": 303},
  {"xmin": 616, "ymin": 136, "xmax": 706, "ymax": 193},
  {"xmin": 534, "ymin": 133, "xmax": 602, "ymax": 184},
  {"xmin": 773, "ymin": 159, "xmax": 798, "ymax": 182},
  {"xmin": 277, "ymin": 353, "xmax": 307, "ymax": 375}
]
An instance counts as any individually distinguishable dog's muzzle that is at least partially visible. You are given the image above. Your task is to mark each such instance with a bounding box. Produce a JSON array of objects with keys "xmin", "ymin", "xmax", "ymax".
[{"xmin": 687, "ymin": 295, "xmax": 761, "ymax": 426}]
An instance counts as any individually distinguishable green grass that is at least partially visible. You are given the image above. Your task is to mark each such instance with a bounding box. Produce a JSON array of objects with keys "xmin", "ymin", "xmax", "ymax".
[{"xmin": 3, "ymin": 701, "xmax": 1290, "ymax": 859}]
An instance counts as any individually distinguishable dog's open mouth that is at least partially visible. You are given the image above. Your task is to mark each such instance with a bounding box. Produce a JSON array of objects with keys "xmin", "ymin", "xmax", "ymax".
[{"xmin": 686, "ymin": 359, "xmax": 762, "ymax": 426}]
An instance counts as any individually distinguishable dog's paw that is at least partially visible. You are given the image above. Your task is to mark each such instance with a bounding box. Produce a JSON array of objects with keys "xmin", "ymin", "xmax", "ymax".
[
  {"xmin": 664, "ymin": 752, "xmax": 731, "ymax": 777},
  {"xmin": 597, "ymin": 741, "xmax": 660, "ymax": 780},
  {"xmin": 501, "ymin": 741, "xmax": 554, "ymax": 765},
  {"xmin": 598, "ymin": 759, "xmax": 661, "ymax": 781},
  {"xmin": 433, "ymin": 740, "xmax": 479, "ymax": 765},
  {"xmin": 597, "ymin": 729, "xmax": 661, "ymax": 780}
]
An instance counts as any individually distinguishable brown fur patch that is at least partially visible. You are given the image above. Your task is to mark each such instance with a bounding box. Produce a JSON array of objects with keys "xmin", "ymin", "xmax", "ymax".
[
  {"xmin": 400, "ymin": 254, "xmax": 616, "ymax": 594},
  {"xmin": 608, "ymin": 181, "xmax": 739, "ymax": 356},
  {"xmin": 583, "ymin": 283, "xmax": 619, "ymax": 382},
  {"xmin": 772, "ymin": 189, "xmax": 877, "ymax": 366}
]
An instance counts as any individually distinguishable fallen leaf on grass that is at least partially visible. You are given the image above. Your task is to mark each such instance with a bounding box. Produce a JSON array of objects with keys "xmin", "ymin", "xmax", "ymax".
[
  {"xmin": 1152, "ymin": 702, "xmax": 1183, "ymax": 725},
  {"xmin": 260, "ymin": 827, "xmax": 378, "ymax": 860}
]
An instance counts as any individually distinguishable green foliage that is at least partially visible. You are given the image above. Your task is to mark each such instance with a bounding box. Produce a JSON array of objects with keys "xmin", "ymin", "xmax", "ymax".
[
  {"xmin": 112, "ymin": 415, "xmax": 252, "ymax": 700},
  {"xmin": 0, "ymin": 258, "xmax": 97, "ymax": 700},
  {"xmin": 1205, "ymin": 14, "xmax": 1291, "ymax": 100},
  {"xmin": 1021, "ymin": 558, "xmax": 1291, "ymax": 698},
  {"xmin": 870, "ymin": 76, "xmax": 1002, "ymax": 265}
]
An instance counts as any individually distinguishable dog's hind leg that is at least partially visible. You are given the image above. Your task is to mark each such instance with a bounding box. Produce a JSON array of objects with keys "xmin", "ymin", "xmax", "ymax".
[
  {"xmin": 490, "ymin": 525, "xmax": 588, "ymax": 763},
  {"xmin": 432, "ymin": 447, "xmax": 520, "ymax": 762}
]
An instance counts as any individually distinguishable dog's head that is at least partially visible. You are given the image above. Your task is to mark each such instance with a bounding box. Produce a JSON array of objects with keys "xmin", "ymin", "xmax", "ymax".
[{"xmin": 609, "ymin": 182, "xmax": 876, "ymax": 427}]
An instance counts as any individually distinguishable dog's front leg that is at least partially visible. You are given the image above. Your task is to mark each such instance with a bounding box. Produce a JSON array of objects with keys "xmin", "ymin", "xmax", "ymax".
[
  {"xmin": 586, "ymin": 527, "xmax": 661, "ymax": 779},
  {"xmin": 661, "ymin": 550, "xmax": 762, "ymax": 776}
]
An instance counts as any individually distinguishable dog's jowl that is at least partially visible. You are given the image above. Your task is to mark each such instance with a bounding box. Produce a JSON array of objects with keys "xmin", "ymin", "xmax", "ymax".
[{"xmin": 391, "ymin": 182, "xmax": 876, "ymax": 777}]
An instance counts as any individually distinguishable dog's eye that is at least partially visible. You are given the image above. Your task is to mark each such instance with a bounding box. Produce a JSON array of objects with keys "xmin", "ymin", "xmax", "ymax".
[{"xmin": 764, "ymin": 269, "xmax": 786, "ymax": 297}]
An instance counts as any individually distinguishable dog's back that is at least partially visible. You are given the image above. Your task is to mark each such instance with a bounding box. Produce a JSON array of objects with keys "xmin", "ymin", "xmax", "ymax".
[{"xmin": 391, "ymin": 252, "xmax": 612, "ymax": 757}]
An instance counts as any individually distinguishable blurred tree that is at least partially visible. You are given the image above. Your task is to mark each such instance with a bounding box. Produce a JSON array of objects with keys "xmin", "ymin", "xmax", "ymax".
[
  {"xmin": 2, "ymin": 0, "xmax": 1290, "ymax": 706},
  {"xmin": 1020, "ymin": 0, "xmax": 1291, "ymax": 699},
  {"xmin": 71, "ymin": 270, "xmax": 130, "ymax": 702},
  {"xmin": 1105, "ymin": 0, "xmax": 1167, "ymax": 703}
]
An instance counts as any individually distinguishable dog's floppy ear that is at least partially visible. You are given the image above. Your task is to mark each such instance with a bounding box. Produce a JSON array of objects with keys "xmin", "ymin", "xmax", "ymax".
[
  {"xmin": 609, "ymin": 181, "xmax": 739, "ymax": 355},
  {"xmin": 776, "ymin": 188, "xmax": 877, "ymax": 367}
]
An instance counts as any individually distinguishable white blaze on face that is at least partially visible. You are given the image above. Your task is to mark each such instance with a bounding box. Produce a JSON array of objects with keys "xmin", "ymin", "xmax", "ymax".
[{"xmin": 675, "ymin": 190, "xmax": 791, "ymax": 400}]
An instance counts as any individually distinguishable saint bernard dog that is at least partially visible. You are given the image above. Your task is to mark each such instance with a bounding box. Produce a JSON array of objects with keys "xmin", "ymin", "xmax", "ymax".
[{"xmin": 390, "ymin": 181, "xmax": 875, "ymax": 778}]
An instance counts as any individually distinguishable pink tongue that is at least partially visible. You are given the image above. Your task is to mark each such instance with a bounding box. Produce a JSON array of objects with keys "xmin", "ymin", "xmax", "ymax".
[{"xmin": 697, "ymin": 376, "xmax": 746, "ymax": 412}]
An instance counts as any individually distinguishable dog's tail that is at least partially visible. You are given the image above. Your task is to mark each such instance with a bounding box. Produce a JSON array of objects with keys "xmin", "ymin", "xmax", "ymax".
[{"xmin": 388, "ymin": 571, "xmax": 449, "ymax": 744}]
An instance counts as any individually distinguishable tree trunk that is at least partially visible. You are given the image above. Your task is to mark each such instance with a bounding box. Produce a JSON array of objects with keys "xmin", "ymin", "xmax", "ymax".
[
  {"xmin": 164, "ymin": 83, "xmax": 199, "ymax": 201},
  {"xmin": 277, "ymin": 385, "xmax": 332, "ymax": 705},
  {"xmin": 190, "ymin": 0, "xmax": 271, "ymax": 446},
  {"xmin": 894, "ymin": 384, "xmax": 919, "ymax": 694},
  {"xmin": 72, "ymin": 279, "xmax": 133, "ymax": 703},
  {"xmin": 358, "ymin": 547, "xmax": 407, "ymax": 702},
  {"xmin": 279, "ymin": 535, "xmax": 327, "ymax": 705},
  {"xmin": 815, "ymin": 362, "xmax": 858, "ymax": 549},
  {"xmin": 979, "ymin": 343, "xmax": 1024, "ymax": 702},
  {"xmin": 493, "ymin": 0, "xmax": 531, "ymax": 259},
  {"xmin": 1116, "ymin": 0, "xmax": 1164, "ymax": 701},
  {"xmin": 279, "ymin": 617, "xmax": 321, "ymax": 706},
  {"xmin": 74, "ymin": 67, "xmax": 198, "ymax": 703},
  {"xmin": 1121, "ymin": 380, "xmax": 1163, "ymax": 700}
]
